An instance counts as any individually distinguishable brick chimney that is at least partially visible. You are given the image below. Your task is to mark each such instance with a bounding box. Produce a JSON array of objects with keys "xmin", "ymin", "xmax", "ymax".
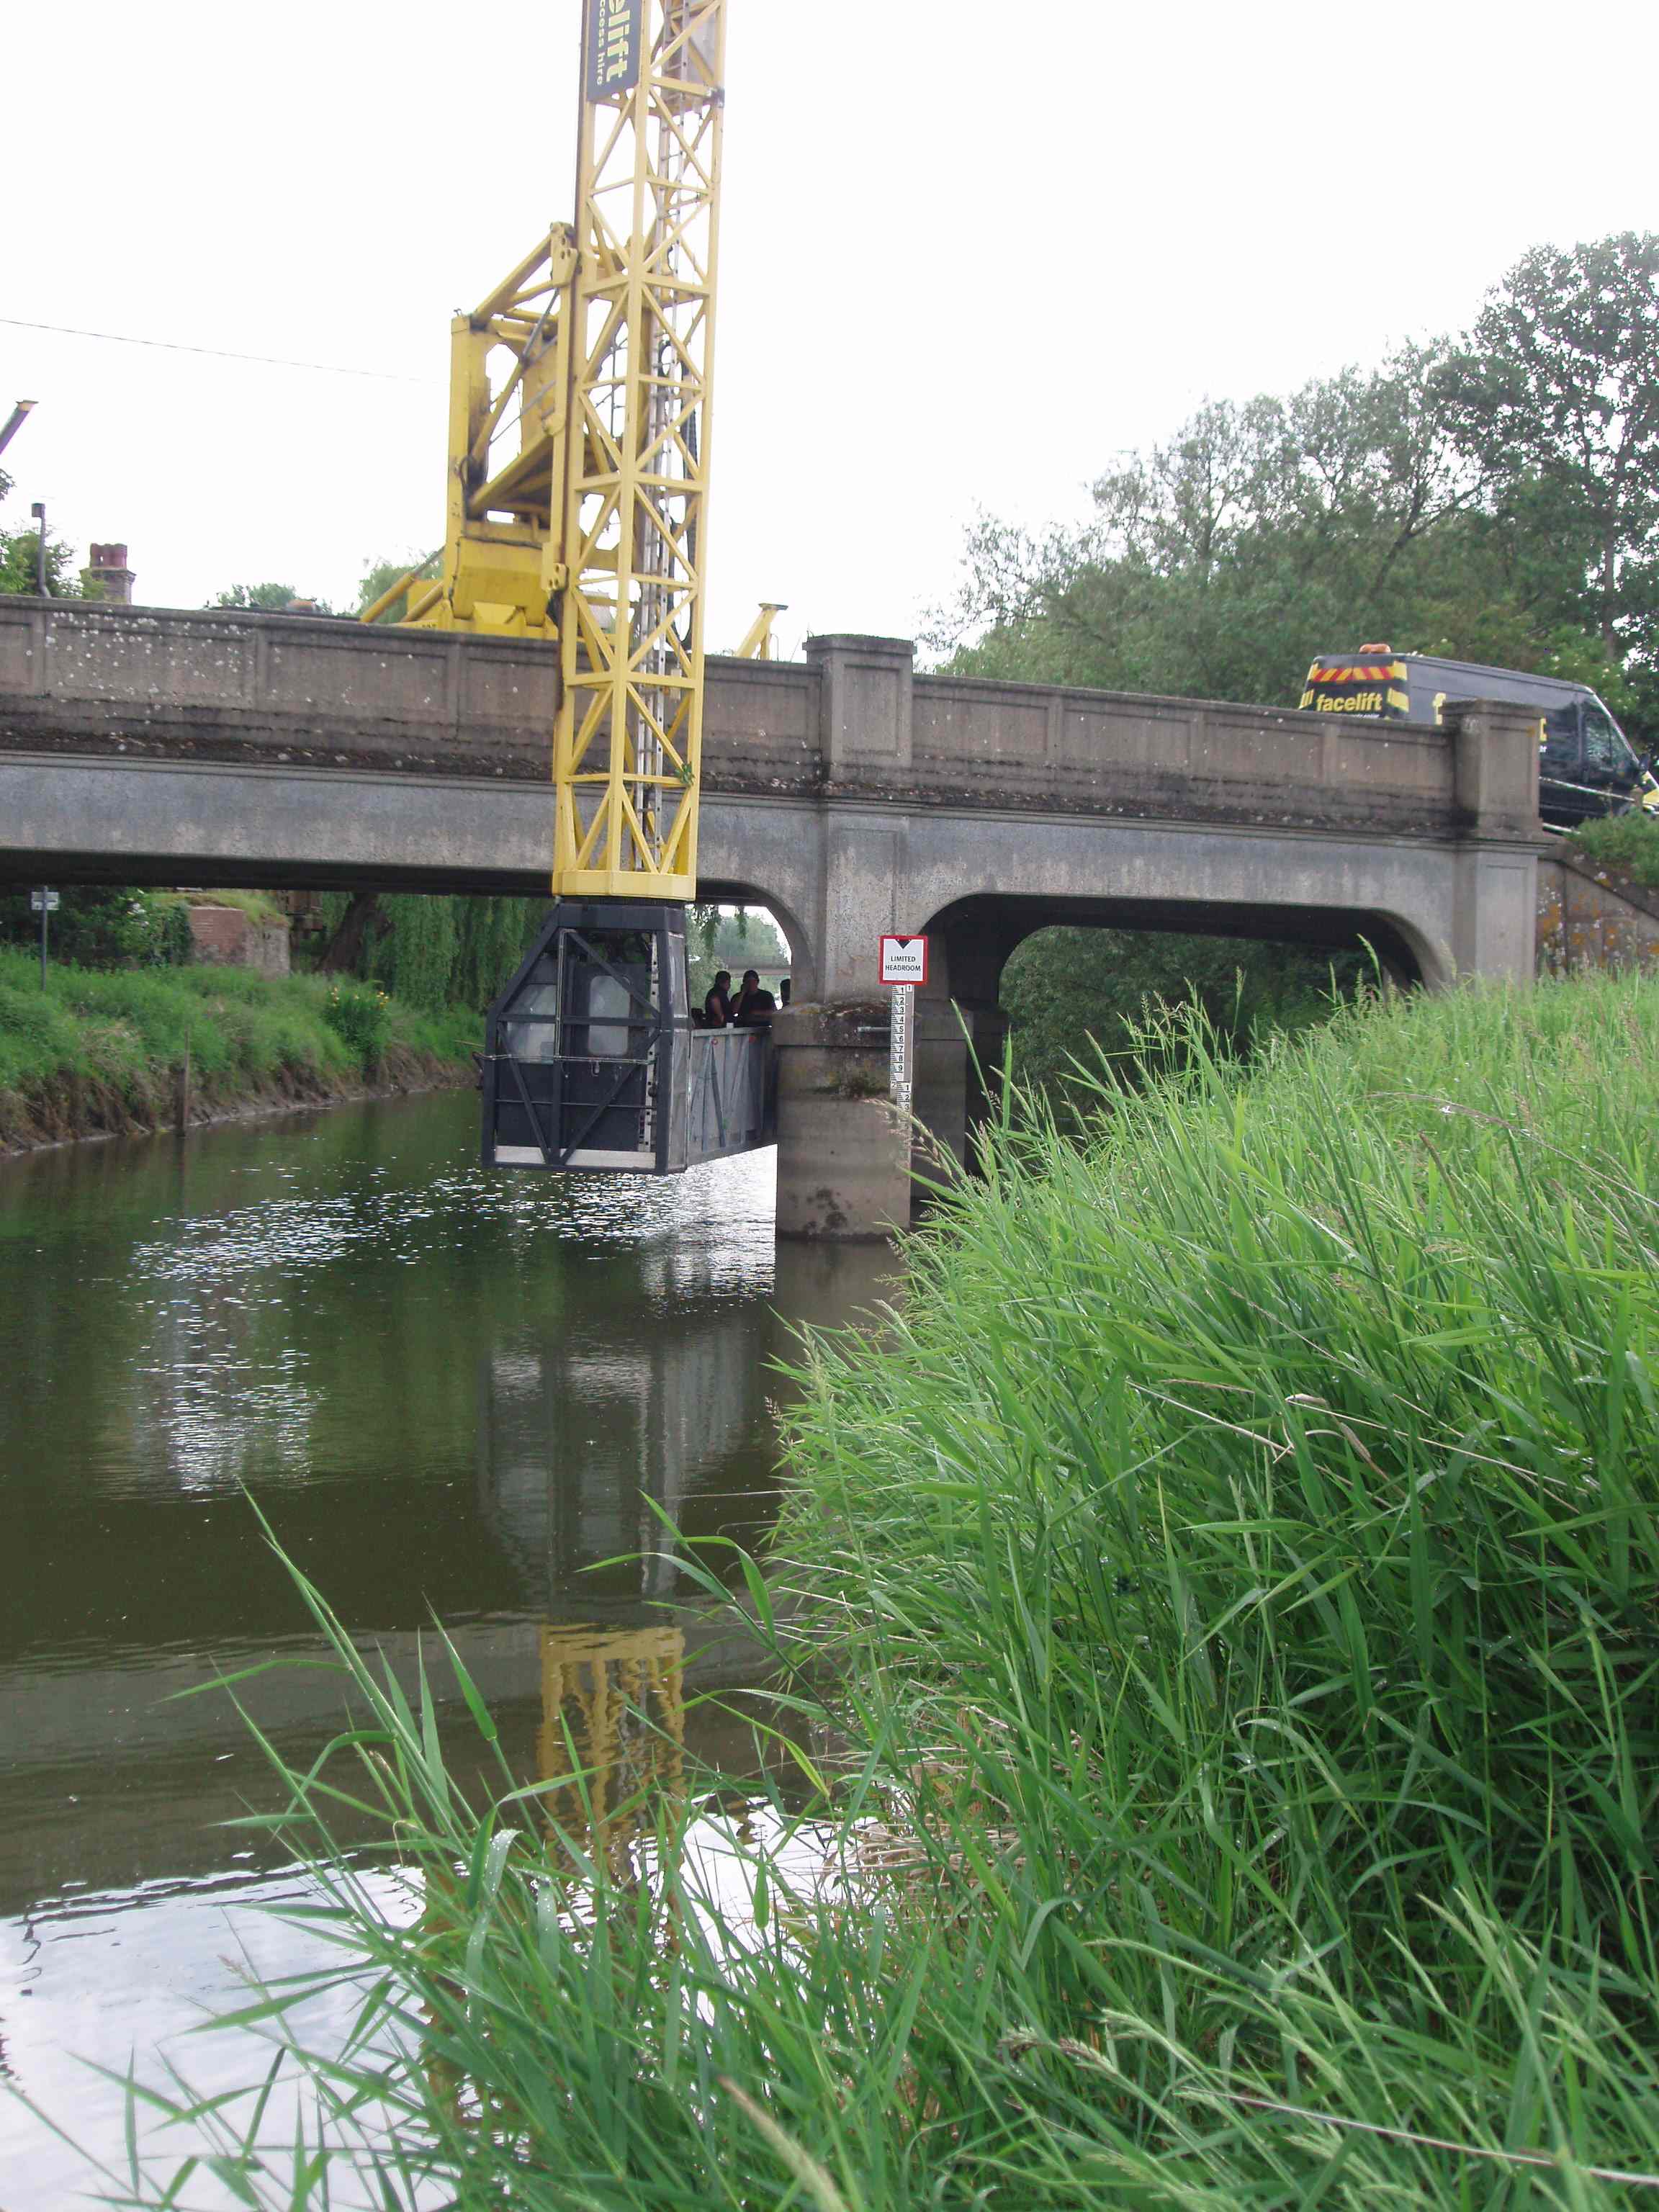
[{"xmin": 86, "ymin": 542, "xmax": 135, "ymax": 605}]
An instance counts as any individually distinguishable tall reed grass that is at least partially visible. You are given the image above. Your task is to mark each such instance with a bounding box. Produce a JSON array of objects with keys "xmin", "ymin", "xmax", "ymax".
[{"xmin": 49, "ymin": 974, "xmax": 1659, "ymax": 2207}]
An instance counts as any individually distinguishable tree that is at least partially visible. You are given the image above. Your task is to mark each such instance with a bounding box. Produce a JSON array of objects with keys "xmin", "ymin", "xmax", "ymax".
[
  {"xmin": 925, "ymin": 242, "xmax": 1659, "ymax": 1069},
  {"xmin": 932, "ymin": 346, "xmax": 1511, "ymax": 711},
  {"xmin": 207, "ymin": 582, "xmax": 336, "ymax": 613},
  {"xmin": 0, "ymin": 524, "xmax": 88, "ymax": 597},
  {"xmin": 1437, "ymin": 234, "xmax": 1659, "ymax": 652},
  {"xmin": 0, "ymin": 886, "xmax": 191, "ymax": 966},
  {"xmin": 932, "ymin": 253, "xmax": 1653, "ymax": 729},
  {"xmin": 1003, "ymin": 927, "xmax": 1369, "ymax": 1114},
  {"xmin": 0, "ymin": 469, "xmax": 90, "ymax": 598},
  {"xmin": 357, "ymin": 552, "xmax": 441, "ymax": 625},
  {"xmin": 307, "ymin": 890, "xmax": 546, "ymax": 1012}
]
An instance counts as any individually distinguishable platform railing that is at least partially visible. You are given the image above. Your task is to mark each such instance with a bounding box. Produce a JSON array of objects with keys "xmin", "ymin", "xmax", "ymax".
[{"xmin": 687, "ymin": 1027, "xmax": 775, "ymax": 1164}]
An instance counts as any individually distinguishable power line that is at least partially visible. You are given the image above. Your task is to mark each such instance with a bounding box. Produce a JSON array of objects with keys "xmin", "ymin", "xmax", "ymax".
[{"xmin": 0, "ymin": 316, "xmax": 438, "ymax": 386}]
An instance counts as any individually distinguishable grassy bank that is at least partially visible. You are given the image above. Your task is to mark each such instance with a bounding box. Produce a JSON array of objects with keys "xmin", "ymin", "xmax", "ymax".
[
  {"xmin": 0, "ymin": 948, "xmax": 477, "ymax": 1151},
  {"xmin": 66, "ymin": 975, "xmax": 1659, "ymax": 2206},
  {"xmin": 776, "ymin": 974, "xmax": 1659, "ymax": 2201}
]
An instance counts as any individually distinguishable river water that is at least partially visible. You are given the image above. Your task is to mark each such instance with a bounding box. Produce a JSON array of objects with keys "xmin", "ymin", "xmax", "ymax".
[{"xmin": 0, "ymin": 1092, "xmax": 892, "ymax": 2205}]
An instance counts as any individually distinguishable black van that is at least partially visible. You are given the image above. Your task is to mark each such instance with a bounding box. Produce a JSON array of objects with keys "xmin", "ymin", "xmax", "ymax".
[{"xmin": 1299, "ymin": 648, "xmax": 1656, "ymax": 829}]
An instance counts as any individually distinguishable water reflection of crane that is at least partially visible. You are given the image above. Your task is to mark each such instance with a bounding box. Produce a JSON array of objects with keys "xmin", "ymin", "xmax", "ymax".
[
  {"xmin": 535, "ymin": 1622, "xmax": 686, "ymax": 1872},
  {"xmin": 479, "ymin": 1304, "xmax": 767, "ymax": 1606},
  {"xmin": 421, "ymin": 1620, "xmax": 689, "ymax": 2142}
]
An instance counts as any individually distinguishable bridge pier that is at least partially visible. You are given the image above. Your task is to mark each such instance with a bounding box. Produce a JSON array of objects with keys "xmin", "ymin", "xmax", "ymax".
[
  {"xmin": 912, "ymin": 999, "xmax": 1008, "ymax": 1175},
  {"xmin": 771, "ymin": 1003, "xmax": 910, "ymax": 1241},
  {"xmin": 769, "ymin": 997, "xmax": 1008, "ymax": 1238}
]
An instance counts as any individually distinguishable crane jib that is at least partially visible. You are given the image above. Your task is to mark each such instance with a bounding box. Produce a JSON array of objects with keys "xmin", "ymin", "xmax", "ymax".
[{"xmin": 588, "ymin": 0, "xmax": 644, "ymax": 100}]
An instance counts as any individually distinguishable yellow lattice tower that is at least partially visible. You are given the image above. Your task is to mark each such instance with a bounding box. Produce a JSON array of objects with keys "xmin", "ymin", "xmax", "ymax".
[
  {"xmin": 366, "ymin": 4, "xmax": 727, "ymax": 901},
  {"xmin": 554, "ymin": 1, "xmax": 727, "ymax": 899}
]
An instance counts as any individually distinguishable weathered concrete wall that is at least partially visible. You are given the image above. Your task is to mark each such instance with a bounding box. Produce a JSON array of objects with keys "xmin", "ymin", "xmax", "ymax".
[
  {"xmin": 0, "ymin": 759, "xmax": 1539, "ymax": 1000},
  {"xmin": 0, "ymin": 600, "xmax": 558, "ymax": 778},
  {"xmin": 1538, "ymin": 850, "xmax": 1659, "ymax": 973},
  {"xmin": 770, "ymin": 1003, "xmax": 910, "ymax": 1239}
]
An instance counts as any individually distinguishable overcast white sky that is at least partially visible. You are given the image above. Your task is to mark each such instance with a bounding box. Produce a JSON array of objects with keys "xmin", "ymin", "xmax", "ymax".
[{"xmin": 6, "ymin": 0, "xmax": 1658, "ymax": 662}]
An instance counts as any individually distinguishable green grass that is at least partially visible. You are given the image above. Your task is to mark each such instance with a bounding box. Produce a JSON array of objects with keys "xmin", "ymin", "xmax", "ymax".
[
  {"xmin": 1569, "ymin": 811, "xmax": 1659, "ymax": 888},
  {"xmin": 168, "ymin": 887, "xmax": 292, "ymax": 927},
  {"xmin": 45, "ymin": 974, "xmax": 1659, "ymax": 2206},
  {"xmin": 778, "ymin": 974, "xmax": 1659, "ymax": 2198},
  {"xmin": 0, "ymin": 948, "xmax": 476, "ymax": 1141}
]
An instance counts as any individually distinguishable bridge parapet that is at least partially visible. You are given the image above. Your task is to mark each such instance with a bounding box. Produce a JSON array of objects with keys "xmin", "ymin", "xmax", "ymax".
[
  {"xmin": 0, "ymin": 601, "xmax": 1537, "ymax": 844},
  {"xmin": 0, "ymin": 598, "xmax": 559, "ymax": 778},
  {"xmin": 795, "ymin": 636, "xmax": 1512, "ymax": 839}
]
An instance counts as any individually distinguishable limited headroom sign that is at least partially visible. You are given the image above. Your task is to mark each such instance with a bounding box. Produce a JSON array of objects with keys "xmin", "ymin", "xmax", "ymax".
[
  {"xmin": 588, "ymin": 0, "xmax": 644, "ymax": 100},
  {"xmin": 879, "ymin": 935, "xmax": 929, "ymax": 987}
]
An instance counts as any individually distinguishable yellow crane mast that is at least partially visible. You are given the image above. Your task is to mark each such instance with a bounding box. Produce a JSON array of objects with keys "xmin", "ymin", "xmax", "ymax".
[
  {"xmin": 365, "ymin": 0, "xmax": 725, "ymax": 904},
  {"xmin": 557, "ymin": 0, "xmax": 724, "ymax": 903}
]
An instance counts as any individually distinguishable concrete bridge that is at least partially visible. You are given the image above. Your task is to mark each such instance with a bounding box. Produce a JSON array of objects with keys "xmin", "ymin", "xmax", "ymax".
[
  {"xmin": 0, "ymin": 599, "xmax": 1544, "ymax": 1020},
  {"xmin": 1, "ymin": 598, "xmax": 1547, "ymax": 1213}
]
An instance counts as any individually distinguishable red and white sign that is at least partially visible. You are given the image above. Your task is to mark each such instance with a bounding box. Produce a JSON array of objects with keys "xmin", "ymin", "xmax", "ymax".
[{"xmin": 879, "ymin": 935, "xmax": 929, "ymax": 986}]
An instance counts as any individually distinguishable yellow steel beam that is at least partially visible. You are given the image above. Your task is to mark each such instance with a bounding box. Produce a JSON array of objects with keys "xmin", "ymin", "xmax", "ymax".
[
  {"xmin": 359, "ymin": 228, "xmax": 577, "ymax": 640},
  {"xmin": 734, "ymin": 602, "xmax": 786, "ymax": 660}
]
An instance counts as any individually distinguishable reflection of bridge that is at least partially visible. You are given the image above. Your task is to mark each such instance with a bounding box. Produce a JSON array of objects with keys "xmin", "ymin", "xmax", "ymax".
[
  {"xmin": 0, "ymin": 1241, "xmax": 887, "ymax": 1915},
  {"xmin": 480, "ymin": 1308, "xmax": 767, "ymax": 1601}
]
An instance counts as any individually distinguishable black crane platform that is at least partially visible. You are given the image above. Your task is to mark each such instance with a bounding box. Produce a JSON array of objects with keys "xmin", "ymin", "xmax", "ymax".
[{"xmin": 482, "ymin": 901, "xmax": 775, "ymax": 1175}]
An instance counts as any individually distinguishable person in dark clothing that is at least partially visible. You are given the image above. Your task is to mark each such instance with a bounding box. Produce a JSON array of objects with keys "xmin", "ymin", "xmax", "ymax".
[
  {"xmin": 703, "ymin": 970, "xmax": 733, "ymax": 1027},
  {"xmin": 732, "ymin": 970, "xmax": 778, "ymax": 1026}
]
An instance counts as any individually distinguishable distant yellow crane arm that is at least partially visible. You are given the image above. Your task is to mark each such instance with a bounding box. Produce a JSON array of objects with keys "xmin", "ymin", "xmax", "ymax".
[{"xmin": 734, "ymin": 602, "xmax": 786, "ymax": 660}]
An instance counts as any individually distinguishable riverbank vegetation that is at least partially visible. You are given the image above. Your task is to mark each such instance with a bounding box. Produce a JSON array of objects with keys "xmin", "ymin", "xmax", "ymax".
[
  {"xmin": 305, "ymin": 890, "xmax": 793, "ymax": 1017},
  {"xmin": 0, "ymin": 884, "xmax": 195, "ymax": 967},
  {"xmin": 79, "ymin": 971, "xmax": 1659, "ymax": 2206},
  {"xmin": 1003, "ymin": 924, "xmax": 1368, "ymax": 1106},
  {"xmin": 1571, "ymin": 808, "xmax": 1659, "ymax": 890},
  {"xmin": 0, "ymin": 950, "xmax": 475, "ymax": 1151},
  {"xmin": 307, "ymin": 889, "xmax": 547, "ymax": 1008}
]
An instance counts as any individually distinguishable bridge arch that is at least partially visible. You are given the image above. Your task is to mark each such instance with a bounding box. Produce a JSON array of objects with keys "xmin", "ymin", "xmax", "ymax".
[
  {"xmin": 693, "ymin": 875, "xmax": 817, "ymax": 1000},
  {"xmin": 917, "ymin": 889, "xmax": 1444, "ymax": 1010},
  {"xmin": 906, "ymin": 889, "xmax": 1446, "ymax": 1166}
]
